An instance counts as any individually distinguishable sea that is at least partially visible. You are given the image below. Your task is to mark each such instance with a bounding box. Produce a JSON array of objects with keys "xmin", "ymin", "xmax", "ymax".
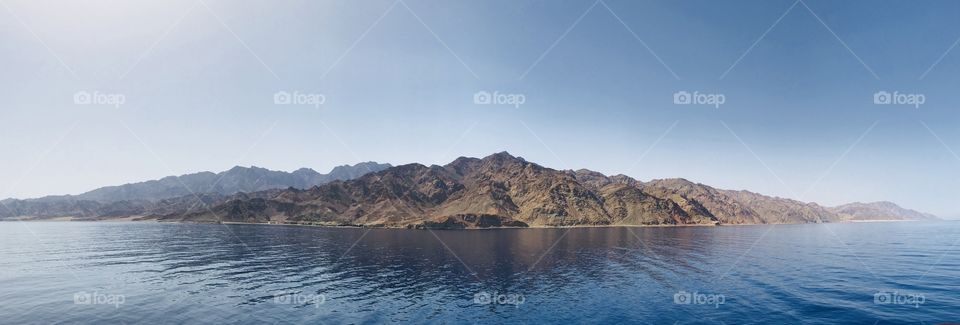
[{"xmin": 0, "ymin": 221, "xmax": 957, "ymax": 324}]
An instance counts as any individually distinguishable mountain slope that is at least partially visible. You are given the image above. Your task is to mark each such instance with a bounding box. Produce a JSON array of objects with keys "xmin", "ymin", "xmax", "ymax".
[
  {"xmin": 167, "ymin": 152, "xmax": 935, "ymax": 228},
  {"xmin": 639, "ymin": 179, "xmax": 837, "ymax": 224},
  {"xmin": 74, "ymin": 162, "xmax": 391, "ymax": 202},
  {"xmin": 0, "ymin": 162, "xmax": 391, "ymax": 220},
  {"xmin": 1, "ymin": 153, "xmax": 938, "ymax": 226},
  {"xmin": 172, "ymin": 153, "xmax": 723, "ymax": 227},
  {"xmin": 830, "ymin": 202, "xmax": 939, "ymax": 221}
]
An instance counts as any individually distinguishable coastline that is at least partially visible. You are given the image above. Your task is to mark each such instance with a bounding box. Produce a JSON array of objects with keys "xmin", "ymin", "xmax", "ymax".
[{"xmin": 1, "ymin": 217, "xmax": 945, "ymax": 230}]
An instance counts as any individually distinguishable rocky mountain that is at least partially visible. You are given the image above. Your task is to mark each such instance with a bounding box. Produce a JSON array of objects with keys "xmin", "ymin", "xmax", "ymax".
[
  {"xmin": 829, "ymin": 202, "xmax": 939, "ymax": 221},
  {"xmin": 166, "ymin": 153, "xmax": 693, "ymax": 227},
  {"xmin": 639, "ymin": 179, "xmax": 834, "ymax": 225},
  {"xmin": 71, "ymin": 161, "xmax": 391, "ymax": 202},
  {"xmin": 158, "ymin": 152, "xmax": 938, "ymax": 228},
  {"xmin": 1, "ymin": 153, "xmax": 938, "ymax": 226},
  {"xmin": 0, "ymin": 162, "xmax": 391, "ymax": 219}
]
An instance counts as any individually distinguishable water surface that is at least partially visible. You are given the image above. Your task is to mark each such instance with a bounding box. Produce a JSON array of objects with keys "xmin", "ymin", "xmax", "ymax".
[{"xmin": 0, "ymin": 221, "xmax": 958, "ymax": 324}]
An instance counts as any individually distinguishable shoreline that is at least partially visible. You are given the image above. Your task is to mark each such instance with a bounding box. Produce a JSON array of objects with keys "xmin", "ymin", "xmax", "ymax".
[{"xmin": 0, "ymin": 217, "xmax": 946, "ymax": 230}]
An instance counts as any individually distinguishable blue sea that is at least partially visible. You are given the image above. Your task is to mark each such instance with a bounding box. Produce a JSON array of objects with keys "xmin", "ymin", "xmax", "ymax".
[{"xmin": 0, "ymin": 221, "xmax": 958, "ymax": 324}]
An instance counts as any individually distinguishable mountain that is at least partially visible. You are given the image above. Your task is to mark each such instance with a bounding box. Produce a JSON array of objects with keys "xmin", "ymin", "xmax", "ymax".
[
  {"xmin": 160, "ymin": 152, "xmax": 938, "ymax": 228},
  {"xmin": 70, "ymin": 162, "xmax": 391, "ymax": 202},
  {"xmin": 829, "ymin": 202, "xmax": 939, "ymax": 221},
  {"xmin": 0, "ymin": 153, "xmax": 938, "ymax": 226},
  {"xmin": 322, "ymin": 162, "xmax": 394, "ymax": 183},
  {"xmin": 639, "ymin": 179, "xmax": 834, "ymax": 225},
  {"xmin": 0, "ymin": 162, "xmax": 391, "ymax": 220}
]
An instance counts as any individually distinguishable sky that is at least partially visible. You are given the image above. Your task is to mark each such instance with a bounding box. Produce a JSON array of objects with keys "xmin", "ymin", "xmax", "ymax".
[{"xmin": 1, "ymin": 0, "xmax": 959, "ymax": 218}]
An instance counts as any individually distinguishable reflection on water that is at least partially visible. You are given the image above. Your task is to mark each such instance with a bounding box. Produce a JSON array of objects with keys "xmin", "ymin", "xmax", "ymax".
[{"xmin": 0, "ymin": 222, "xmax": 958, "ymax": 323}]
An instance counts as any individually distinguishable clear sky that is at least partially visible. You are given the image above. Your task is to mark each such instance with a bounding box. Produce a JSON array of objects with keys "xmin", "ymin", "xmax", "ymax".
[{"xmin": 1, "ymin": 0, "xmax": 958, "ymax": 218}]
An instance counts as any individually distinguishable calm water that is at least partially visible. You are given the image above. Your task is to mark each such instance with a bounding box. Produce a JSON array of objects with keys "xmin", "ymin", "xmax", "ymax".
[{"xmin": 0, "ymin": 221, "xmax": 958, "ymax": 324}]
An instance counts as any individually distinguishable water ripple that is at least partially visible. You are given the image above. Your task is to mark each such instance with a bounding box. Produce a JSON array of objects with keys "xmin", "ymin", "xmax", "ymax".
[{"xmin": 1, "ymin": 222, "xmax": 959, "ymax": 323}]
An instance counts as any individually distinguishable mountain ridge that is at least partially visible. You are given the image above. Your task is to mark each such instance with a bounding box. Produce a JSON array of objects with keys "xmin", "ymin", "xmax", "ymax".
[
  {"xmin": 162, "ymin": 152, "xmax": 938, "ymax": 228},
  {"xmin": 0, "ymin": 162, "xmax": 392, "ymax": 219},
  {"xmin": 9, "ymin": 162, "xmax": 392, "ymax": 203},
  {"xmin": 829, "ymin": 201, "xmax": 938, "ymax": 221},
  {"xmin": 0, "ymin": 153, "xmax": 938, "ymax": 226}
]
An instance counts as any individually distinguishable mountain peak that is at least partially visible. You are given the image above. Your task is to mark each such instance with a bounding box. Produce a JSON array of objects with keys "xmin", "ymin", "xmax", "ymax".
[
  {"xmin": 483, "ymin": 151, "xmax": 523, "ymax": 161},
  {"xmin": 225, "ymin": 165, "xmax": 269, "ymax": 173},
  {"xmin": 325, "ymin": 162, "xmax": 393, "ymax": 182},
  {"xmin": 647, "ymin": 178, "xmax": 697, "ymax": 187},
  {"xmin": 830, "ymin": 201, "xmax": 939, "ymax": 221},
  {"xmin": 331, "ymin": 161, "xmax": 389, "ymax": 173}
]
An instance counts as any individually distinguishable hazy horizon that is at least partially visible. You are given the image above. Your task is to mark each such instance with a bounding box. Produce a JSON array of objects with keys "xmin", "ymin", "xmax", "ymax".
[{"xmin": 2, "ymin": 0, "xmax": 959, "ymax": 218}]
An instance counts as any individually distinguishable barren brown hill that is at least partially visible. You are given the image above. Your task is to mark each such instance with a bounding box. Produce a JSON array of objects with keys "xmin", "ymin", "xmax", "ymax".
[
  {"xmin": 168, "ymin": 152, "xmax": 712, "ymax": 227},
  {"xmin": 161, "ymin": 152, "xmax": 937, "ymax": 228},
  {"xmin": 0, "ymin": 162, "xmax": 390, "ymax": 220},
  {"xmin": 639, "ymin": 179, "xmax": 834, "ymax": 225},
  {"xmin": 830, "ymin": 202, "xmax": 939, "ymax": 221}
]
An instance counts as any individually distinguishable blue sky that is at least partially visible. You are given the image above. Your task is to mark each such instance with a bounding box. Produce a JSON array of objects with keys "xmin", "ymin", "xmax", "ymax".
[{"xmin": 1, "ymin": 0, "xmax": 959, "ymax": 218}]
